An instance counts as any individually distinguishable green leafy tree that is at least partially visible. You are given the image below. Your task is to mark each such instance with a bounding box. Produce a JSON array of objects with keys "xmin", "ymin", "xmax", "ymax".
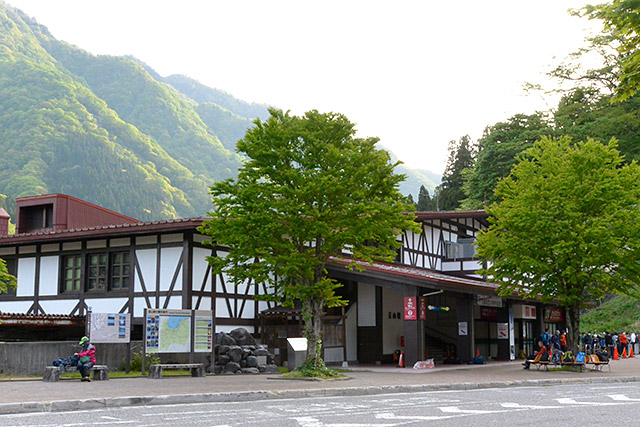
[
  {"xmin": 581, "ymin": 0, "xmax": 640, "ymax": 101},
  {"xmin": 0, "ymin": 259, "xmax": 16, "ymax": 294},
  {"xmin": 476, "ymin": 136, "xmax": 640, "ymax": 352},
  {"xmin": 437, "ymin": 135, "xmax": 475, "ymax": 211},
  {"xmin": 200, "ymin": 109, "xmax": 418, "ymax": 372},
  {"xmin": 461, "ymin": 114, "xmax": 552, "ymax": 209}
]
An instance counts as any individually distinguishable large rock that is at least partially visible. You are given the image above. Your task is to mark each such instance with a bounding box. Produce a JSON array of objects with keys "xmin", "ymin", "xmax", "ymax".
[
  {"xmin": 217, "ymin": 355, "xmax": 231, "ymax": 366},
  {"xmin": 242, "ymin": 348, "xmax": 252, "ymax": 360},
  {"xmin": 246, "ymin": 356, "xmax": 258, "ymax": 368},
  {"xmin": 252, "ymin": 348, "xmax": 269, "ymax": 357},
  {"xmin": 263, "ymin": 364, "xmax": 280, "ymax": 374},
  {"xmin": 242, "ymin": 367, "xmax": 260, "ymax": 374},
  {"xmin": 224, "ymin": 362, "xmax": 241, "ymax": 373},
  {"xmin": 228, "ymin": 346, "xmax": 243, "ymax": 363},
  {"xmin": 218, "ymin": 345, "xmax": 230, "ymax": 355},
  {"xmin": 230, "ymin": 328, "xmax": 257, "ymax": 346},
  {"xmin": 215, "ymin": 333, "xmax": 237, "ymax": 346}
]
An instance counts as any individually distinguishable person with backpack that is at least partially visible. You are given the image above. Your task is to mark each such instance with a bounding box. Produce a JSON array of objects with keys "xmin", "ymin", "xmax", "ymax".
[
  {"xmin": 541, "ymin": 329, "xmax": 550, "ymax": 347},
  {"xmin": 75, "ymin": 336, "xmax": 96, "ymax": 382}
]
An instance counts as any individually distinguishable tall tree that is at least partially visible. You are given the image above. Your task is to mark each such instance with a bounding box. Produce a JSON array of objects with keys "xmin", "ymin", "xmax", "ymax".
[
  {"xmin": 476, "ymin": 136, "xmax": 640, "ymax": 352},
  {"xmin": 200, "ymin": 109, "xmax": 418, "ymax": 373},
  {"xmin": 415, "ymin": 185, "xmax": 434, "ymax": 211},
  {"xmin": 581, "ymin": 0, "xmax": 640, "ymax": 101},
  {"xmin": 437, "ymin": 135, "xmax": 475, "ymax": 211},
  {"xmin": 461, "ymin": 113, "xmax": 552, "ymax": 209}
]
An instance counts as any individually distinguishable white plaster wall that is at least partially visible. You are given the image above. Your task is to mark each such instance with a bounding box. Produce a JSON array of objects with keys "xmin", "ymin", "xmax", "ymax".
[
  {"xmin": 357, "ymin": 283, "xmax": 376, "ymax": 327},
  {"xmin": 216, "ymin": 297, "xmax": 231, "ymax": 318},
  {"xmin": 463, "ymin": 260, "xmax": 482, "ymax": 271},
  {"xmin": 345, "ymin": 303, "xmax": 358, "ymax": 361},
  {"xmin": 38, "ymin": 256, "xmax": 59, "ymax": 296},
  {"xmin": 134, "ymin": 297, "xmax": 156, "ymax": 317},
  {"xmin": 16, "ymin": 258, "xmax": 35, "ymax": 297},
  {"xmin": 135, "ymin": 249, "xmax": 156, "ymax": 293},
  {"xmin": 192, "ymin": 248, "xmax": 212, "ymax": 292},
  {"xmin": 84, "ymin": 298, "xmax": 128, "ymax": 313},
  {"xmin": 442, "ymin": 262, "xmax": 461, "ymax": 272},
  {"xmin": 0, "ymin": 301, "xmax": 31, "ymax": 313},
  {"xmin": 192, "ymin": 296, "xmax": 213, "ymax": 311},
  {"xmin": 159, "ymin": 247, "xmax": 183, "ymax": 292},
  {"xmin": 40, "ymin": 299, "xmax": 77, "ymax": 315},
  {"xmin": 239, "ymin": 299, "xmax": 255, "ymax": 319},
  {"xmin": 382, "ymin": 287, "xmax": 404, "ymax": 354},
  {"xmin": 158, "ymin": 294, "xmax": 182, "ymax": 310}
]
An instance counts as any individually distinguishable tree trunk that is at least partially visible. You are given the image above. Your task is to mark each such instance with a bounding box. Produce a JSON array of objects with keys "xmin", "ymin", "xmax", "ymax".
[
  {"xmin": 302, "ymin": 297, "xmax": 325, "ymax": 368},
  {"xmin": 565, "ymin": 304, "xmax": 581, "ymax": 353}
]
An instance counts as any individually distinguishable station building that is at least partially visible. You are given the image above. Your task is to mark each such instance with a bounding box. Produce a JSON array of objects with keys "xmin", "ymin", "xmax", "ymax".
[{"xmin": 0, "ymin": 194, "xmax": 565, "ymax": 366}]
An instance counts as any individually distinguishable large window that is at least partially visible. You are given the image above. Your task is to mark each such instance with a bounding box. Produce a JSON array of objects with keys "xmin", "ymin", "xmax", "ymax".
[
  {"xmin": 63, "ymin": 255, "xmax": 82, "ymax": 292},
  {"xmin": 110, "ymin": 251, "xmax": 130, "ymax": 290},
  {"xmin": 87, "ymin": 253, "xmax": 107, "ymax": 291},
  {"xmin": 62, "ymin": 250, "xmax": 131, "ymax": 293}
]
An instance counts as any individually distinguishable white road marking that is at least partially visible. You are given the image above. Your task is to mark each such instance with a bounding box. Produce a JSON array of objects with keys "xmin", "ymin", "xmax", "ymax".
[
  {"xmin": 556, "ymin": 398, "xmax": 622, "ymax": 406},
  {"xmin": 293, "ymin": 416, "xmax": 394, "ymax": 427},
  {"xmin": 501, "ymin": 402, "xmax": 562, "ymax": 409},
  {"xmin": 376, "ymin": 412, "xmax": 456, "ymax": 421},
  {"xmin": 608, "ymin": 394, "xmax": 640, "ymax": 402},
  {"xmin": 439, "ymin": 406, "xmax": 502, "ymax": 414}
]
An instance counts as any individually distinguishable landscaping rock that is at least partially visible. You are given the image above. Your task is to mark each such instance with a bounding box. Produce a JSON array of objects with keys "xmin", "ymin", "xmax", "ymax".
[
  {"xmin": 230, "ymin": 328, "xmax": 257, "ymax": 346},
  {"xmin": 242, "ymin": 367, "xmax": 259, "ymax": 374},
  {"xmin": 224, "ymin": 362, "xmax": 241, "ymax": 373},
  {"xmin": 246, "ymin": 356, "xmax": 258, "ymax": 368},
  {"xmin": 228, "ymin": 346, "xmax": 243, "ymax": 363}
]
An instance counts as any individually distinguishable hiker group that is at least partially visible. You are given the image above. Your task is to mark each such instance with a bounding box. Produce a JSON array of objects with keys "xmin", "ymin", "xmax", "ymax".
[{"xmin": 581, "ymin": 331, "xmax": 637, "ymax": 359}]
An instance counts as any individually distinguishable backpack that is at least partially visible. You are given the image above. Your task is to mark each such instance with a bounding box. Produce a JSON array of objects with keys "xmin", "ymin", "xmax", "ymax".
[
  {"xmin": 541, "ymin": 332, "xmax": 550, "ymax": 345},
  {"xmin": 596, "ymin": 351, "xmax": 609, "ymax": 362},
  {"xmin": 562, "ymin": 351, "xmax": 573, "ymax": 363}
]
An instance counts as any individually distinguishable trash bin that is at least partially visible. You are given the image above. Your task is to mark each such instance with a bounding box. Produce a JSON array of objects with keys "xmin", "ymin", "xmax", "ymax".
[{"xmin": 287, "ymin": 337, "xmax": 308, "ymax": 370}]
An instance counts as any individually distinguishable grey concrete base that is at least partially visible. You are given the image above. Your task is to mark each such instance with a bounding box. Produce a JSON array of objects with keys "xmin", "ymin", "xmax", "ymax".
[
  {"xmin": 9, "ymin": 374, "xmax": 640, "ymax": 416},
  {"xmin": 43, "ymin": 365, "xmax": 109, "ymax": 382},
  {"xmin": 148, "ymin": 363, "xmax": 204, "ymax": 379}
]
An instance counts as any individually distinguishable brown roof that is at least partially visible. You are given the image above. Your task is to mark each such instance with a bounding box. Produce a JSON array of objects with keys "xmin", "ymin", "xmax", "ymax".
[
  {"xmin": 329, "ymin": 256, "xmax": 499, "ymax": 295},
  {"xmin": 0, "ymin": 218, "xmax": 205, "ymax": 245},
  {"xmin": 412, "ymin": 210, "xmax": 488, "ymax": 220}
]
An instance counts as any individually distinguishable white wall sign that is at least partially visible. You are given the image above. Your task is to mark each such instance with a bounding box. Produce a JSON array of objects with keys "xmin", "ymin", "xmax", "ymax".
[
  {"xmin": 458, "ymin": 321, "xmax": 468, "ymax": 336},
  {"xmin": 498, "ymin": 322, "xmax": 509, "ymax": 340},
  {"xmin": 477, "ymin": 295, "xmax": 503, "ymax": 307}
]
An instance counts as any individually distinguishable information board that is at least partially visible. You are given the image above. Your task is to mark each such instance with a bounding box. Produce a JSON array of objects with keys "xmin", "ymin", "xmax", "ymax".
[
  {"xmin": 145, "ymin": 309, "xmax": 192, "ymax": 354},
  {"xmin": 194, "ymin": 310, "xmax": 214, "ymax": 353},
  {"xmin": 88, "ymin": 312, "xmax": 131, "ymax": 343}
]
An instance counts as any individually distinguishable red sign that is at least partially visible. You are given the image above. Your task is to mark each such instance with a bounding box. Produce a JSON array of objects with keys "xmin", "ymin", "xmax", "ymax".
[
  {"xmin": 419, "ymin": 297, "xmax": 427, "ymax": 321},
  {"xmin": 480, "ymin": 306, "xmax": 498, "ymax": 321},
  {"xmin": 404, "ymin": 297, "xmax": 417, "ymax": 320},
  {"xmin": 544, "ymin": 308, "xmax": 564, "ymax": 322}
]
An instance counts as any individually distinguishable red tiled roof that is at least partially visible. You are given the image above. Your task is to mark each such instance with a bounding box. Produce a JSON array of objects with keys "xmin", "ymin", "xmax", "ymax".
[{"xmin": 0, "ymin": 218, "xmax": 205, "ymax": 244}]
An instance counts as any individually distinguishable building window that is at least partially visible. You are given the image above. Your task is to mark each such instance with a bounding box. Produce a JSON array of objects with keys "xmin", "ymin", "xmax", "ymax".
[
  {"xmin": 445, "ymin": 238, "xmax": 477, "ymax": 260},
  {"xmin": 110, "ymin": 251, "xmax": 130, "ymax": 290},
  {"xmin": 63, "ymin": 255, "xmax": 82, "ymax": 292},
  {"xmin": 87, "ymin": 253, "xmax": 107, "ymax": 291}
]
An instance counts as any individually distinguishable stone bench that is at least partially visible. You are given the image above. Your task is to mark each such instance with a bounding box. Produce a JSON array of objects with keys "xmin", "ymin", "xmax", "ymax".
[
  {"xmin": 43, "ymin": 364, "xmax": 109, "ymax": 382},
  {"xmin": 148, "ymin": 363, "xmax": 205, "ymax": 379}
]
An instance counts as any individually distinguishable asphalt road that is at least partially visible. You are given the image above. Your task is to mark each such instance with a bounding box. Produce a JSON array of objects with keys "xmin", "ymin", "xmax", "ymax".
[{"xmin": 3, "ymin": 382, "xmax": 640, "ymax": 426}]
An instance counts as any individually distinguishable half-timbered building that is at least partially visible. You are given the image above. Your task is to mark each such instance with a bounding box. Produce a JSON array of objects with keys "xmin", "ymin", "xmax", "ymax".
[{"xmin": 0, "ymin": 194, "xmax": 564, "ymax": 367}]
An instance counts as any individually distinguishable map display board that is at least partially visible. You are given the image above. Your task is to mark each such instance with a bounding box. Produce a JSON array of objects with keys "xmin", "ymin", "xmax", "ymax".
[
  {"xmin": 194, "ymin": 310, "xmax": 214, "ymax": 353},
  {"xmin": 145, "ymin": 309, "xmax": 192, "ymax": 353},
  {"xmin": 88, "ymin": 312, "xmax": 131, "ymax": 343}
]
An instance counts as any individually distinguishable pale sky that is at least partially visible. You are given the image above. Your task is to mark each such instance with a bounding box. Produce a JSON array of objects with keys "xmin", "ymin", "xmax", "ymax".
[{"xmin": 6, "ymin": 0, "xmax": 601, "ymax": 175}]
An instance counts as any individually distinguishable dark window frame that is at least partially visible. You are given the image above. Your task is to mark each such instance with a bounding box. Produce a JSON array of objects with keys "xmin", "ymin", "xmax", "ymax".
[{"xmin": 61, "ymin": 254, "xmax": 83, "ymax": 293}]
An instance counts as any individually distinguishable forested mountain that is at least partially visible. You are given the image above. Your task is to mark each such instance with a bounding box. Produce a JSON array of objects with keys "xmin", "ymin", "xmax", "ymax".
[{"xmin": 0, "ymin": 2, "xmax": 437, "ymax": 221}]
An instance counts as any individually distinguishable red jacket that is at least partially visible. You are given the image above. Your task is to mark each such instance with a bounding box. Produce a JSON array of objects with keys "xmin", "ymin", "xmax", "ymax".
[{"xmin": 78, "ymin": 344, "xmax": 96, "ymax": 364}]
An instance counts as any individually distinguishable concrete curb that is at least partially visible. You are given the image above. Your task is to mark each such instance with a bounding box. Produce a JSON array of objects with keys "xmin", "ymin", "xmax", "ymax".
[{"xmin": 3, "ymin": 375, "xmax": 640, "ymax": 415}]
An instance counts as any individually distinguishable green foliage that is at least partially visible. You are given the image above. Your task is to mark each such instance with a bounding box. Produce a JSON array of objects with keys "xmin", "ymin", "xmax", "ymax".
[
  {"xmin": 581, "ymin": 293, "xmax": 640, "ymax": 333},
  {"xmin": 0, "ymin": 258, "xmax": 16, "ymax": 294},
  {"xmin": 581, "ymin": 0, "xmax": 640, "ymax": 102},
  {"xmin": 477, "ymin": 136, "xmax": 640, "ymax": 349},
  {"xmin": 121, "ymin": 351, "xmax": 159, "ymax": 372},
  {"xmin": 286, "ymin": 359, "xmax": 342, "ymax": 379},
  {"xmin": 200, "ymin": 109, "xmax": 418, "ymax": 371},
  {"xmin": 437, "ymin": 135, "xmax": 475, "ymax": 210},
  {"xmin": 416, "ymin": 185, "xmax": 436, "ymax": 211},
  {"xmin": 462, "ymin": 113, "xmax": 553, "ymax": 209}
]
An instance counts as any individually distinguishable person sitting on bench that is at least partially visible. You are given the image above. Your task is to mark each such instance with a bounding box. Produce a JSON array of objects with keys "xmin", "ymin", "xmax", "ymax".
[
  {"xmin": 75, "ymin": 336, "xmax": 96, "ymax": 382},
  {"xmin": 523, "ymin": 340, "xmax": 548, "ymax": 369}
]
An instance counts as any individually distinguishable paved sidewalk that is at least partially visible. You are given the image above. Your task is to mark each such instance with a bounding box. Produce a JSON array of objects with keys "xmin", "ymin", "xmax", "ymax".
[{"xmin": 1, "ymin": 357, "xmax": 640, "ymax": 414}]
